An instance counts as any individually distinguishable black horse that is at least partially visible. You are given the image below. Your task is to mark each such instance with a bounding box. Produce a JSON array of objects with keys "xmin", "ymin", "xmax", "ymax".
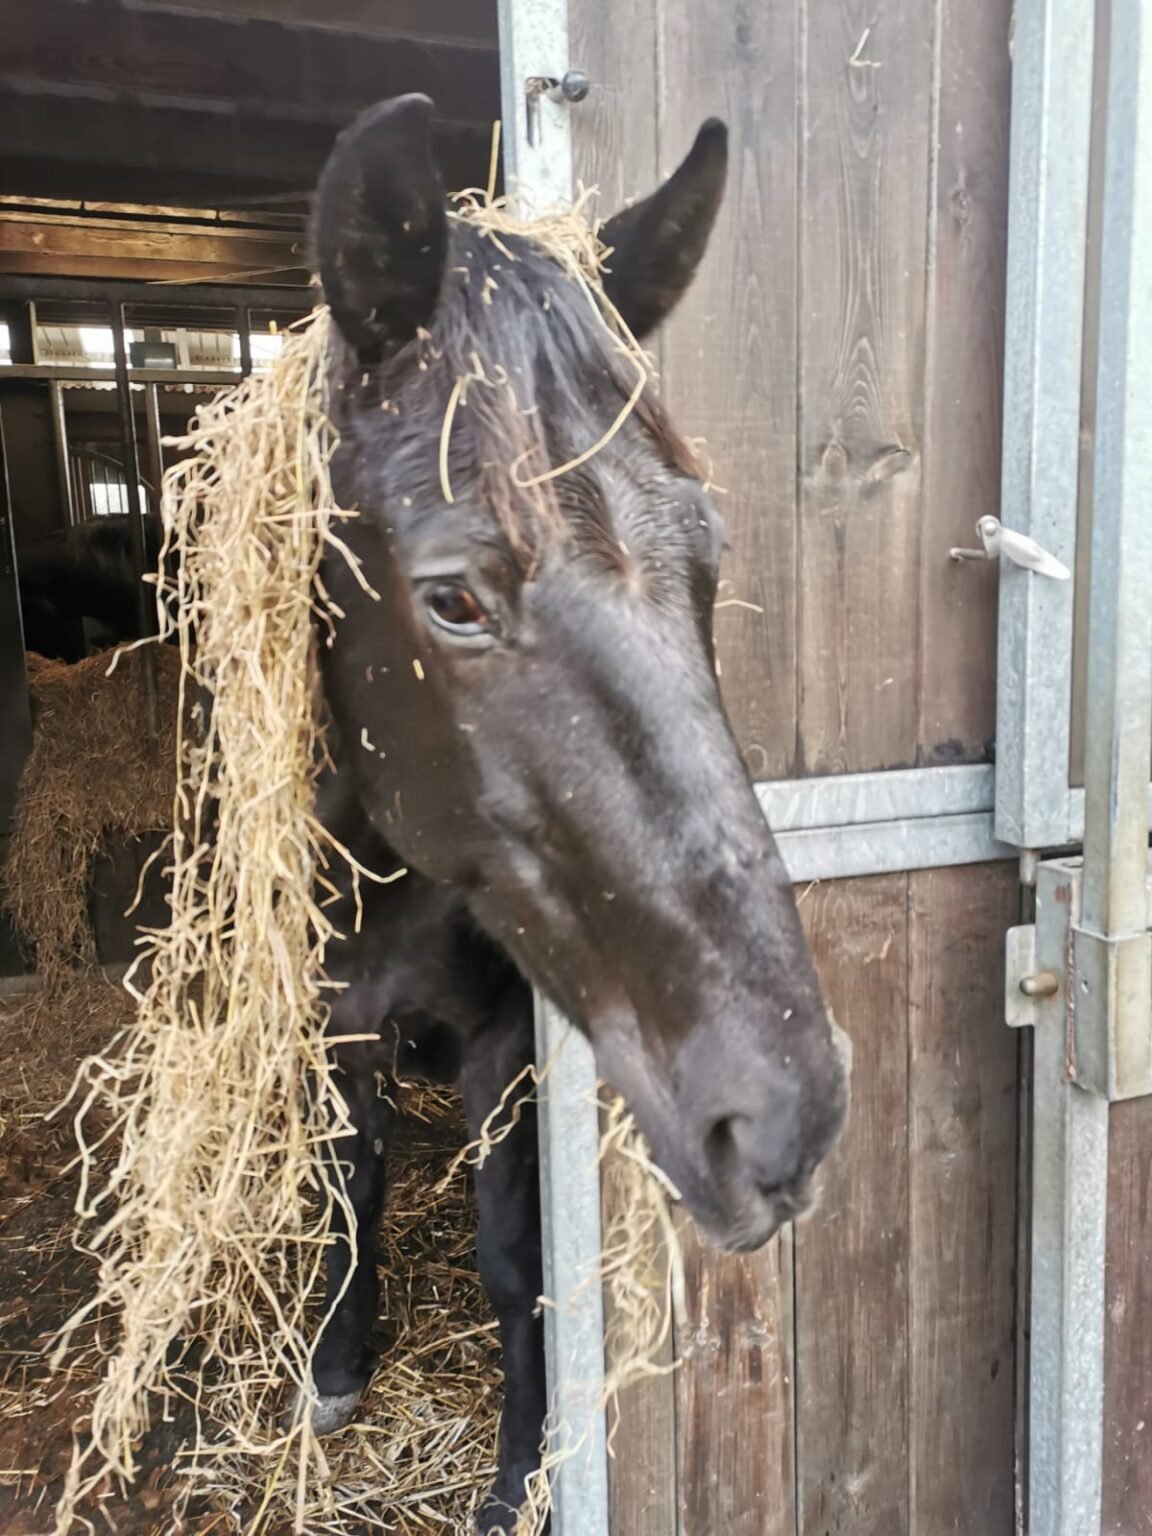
[
  {"xmin": 17, "ymin": 514, "xmax": 171, "ymax": 663},
  {"xmin": 20, "ymin": 97, "xmax": 850, "ymax": 1532}
]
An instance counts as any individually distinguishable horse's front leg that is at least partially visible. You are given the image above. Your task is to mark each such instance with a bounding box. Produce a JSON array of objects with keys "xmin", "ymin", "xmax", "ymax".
[
  {"xmin": 302, "ymin": 1050, "xmax": 395, "ymax": 1434},
  {"xmin": 459, "ymin": 990, "xmax": 547, "ymax": 1535}
]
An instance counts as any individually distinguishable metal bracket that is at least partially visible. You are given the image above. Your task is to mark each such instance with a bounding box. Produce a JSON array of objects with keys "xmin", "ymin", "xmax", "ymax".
[
  {"xmin": 1016, "ymin": 858, "xmax": 1152, "ymax": 1099},
  {"xmin": 1005, "ymin": 923, "xmax": 1061, "ymax": 1028},
  {"xmin": 1069, "ymin": 923, "xmax": 1152, "ymax": 1099}
]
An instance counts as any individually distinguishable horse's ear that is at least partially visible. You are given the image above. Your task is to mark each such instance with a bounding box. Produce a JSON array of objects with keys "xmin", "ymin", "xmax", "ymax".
[
  {"xmin": 313, "ymin": 94, "xmax": 448, "ymax": 358},
  {"xmin": 599, "ymin": 120, "xmax": 728, "ymax": 341}
]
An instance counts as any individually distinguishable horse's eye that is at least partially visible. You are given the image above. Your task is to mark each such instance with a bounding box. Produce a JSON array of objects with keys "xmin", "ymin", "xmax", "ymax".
[{"xmin": 424, "ymin": 582, "xmax": 491, "ymax": 637}]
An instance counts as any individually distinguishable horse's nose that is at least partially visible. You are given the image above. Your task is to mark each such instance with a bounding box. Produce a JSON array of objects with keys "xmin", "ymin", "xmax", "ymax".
[{"xmin": 702, "ymin": 1075, "xmax": 807, "ymax": 1203}]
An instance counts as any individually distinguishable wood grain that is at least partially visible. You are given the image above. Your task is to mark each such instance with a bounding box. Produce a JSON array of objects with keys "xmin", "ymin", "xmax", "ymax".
[
  {"xmin": 658, "ymin": 0, "xmax": 801, "ymax": 781},
  {"xmin": 1101, "ymin": 1096, "xmax": 1152, "ymax": 1533},
  {"xmin": 907, "ymin": 864, "xmax": 1019, "ymax": 1533},
  {"xmin": 601, "ymin": 1134, "xmax": 678, "ymax": 1536},
  {"xmin": 568, "ymin": 0, "xmax": 658, "ymax": 218},
  {"xmin": 675, "ymin": 1219, "xmax": 796, "ymax": 1536},
  {"xmin": 916, "ymin": 0, "xmax": 1012, "ymax": 765},
  {"xmin": 795, "ymin": 873, "xmax": 911, "ymax": 1536},
  {"xmin": 567, "ymin": 10, "xmax": 677, "ymax": 1530},
  {"xmin": 797, "ymin": 0, "xmax": 934, "ymax": 774},
  {"xmin": 0, "ymin": 214, "xmax": 304, "ymax": 285}
]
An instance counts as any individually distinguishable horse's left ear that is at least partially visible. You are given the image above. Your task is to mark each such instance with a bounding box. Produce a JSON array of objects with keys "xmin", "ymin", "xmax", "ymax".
[
  {"xmin": 599, "ymin": 120, "xmax": 728, "ymax": 340},
  {"xmin": 313, "ymin": 94, "xmax": 448, "ymax": 359}
]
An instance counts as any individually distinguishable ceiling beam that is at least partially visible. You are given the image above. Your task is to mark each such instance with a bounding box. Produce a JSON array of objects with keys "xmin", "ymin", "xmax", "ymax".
[
  {"xmin": 0, "ymin": 2, "xmax": 500, "ymax": 130},
  {"xmin": 0, "ymin": 212, "xmax": 308, "ymax": 285},
  {"xmin": 0, "ymin": 94, "xmax": 493, "ymax": 208},
  {"xmin": 120, "ymin": 0, "xmax": 497, "ymax": 49}
]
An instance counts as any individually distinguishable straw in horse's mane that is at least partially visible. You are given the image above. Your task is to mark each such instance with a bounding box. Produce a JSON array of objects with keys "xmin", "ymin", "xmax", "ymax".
[{"xmin": 49, "ymin": 192, "xmax": 684, "ymax": 1536}]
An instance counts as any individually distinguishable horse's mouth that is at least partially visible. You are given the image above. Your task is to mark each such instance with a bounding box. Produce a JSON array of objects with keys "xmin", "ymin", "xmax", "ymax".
[{"xmin": 694, "ymin": 1173, "xmax": 818, "ymax": 1256}]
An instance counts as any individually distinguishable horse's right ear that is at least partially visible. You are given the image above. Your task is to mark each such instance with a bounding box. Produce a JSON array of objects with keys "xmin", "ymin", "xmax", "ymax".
[{"xmin": 313, "ymin": 95, "xmax": 448, "ymax": 359}]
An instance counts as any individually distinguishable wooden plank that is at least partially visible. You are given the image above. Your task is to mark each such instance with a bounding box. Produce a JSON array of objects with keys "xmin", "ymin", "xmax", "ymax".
[
  {"xmin": 0, "ymin": 4, "xmax": 499, "ymax": 130},
  {"xmin": 125, "ymin": 0, "xmax": 497, "ymax": 49},
  {"xmin": 568, "ymin": 0, "xmax": 658, "ymax": 216},
  {"xmin": 601, "ymin": 1133, "xmax": 678, "ymax": 1536},
  {"xmin": 1101, "ymin": 1095, "xmax": 1152, "ymax": 1532},
  {"xmin": 658, "ymin": 0, "xmax": 801, "ymax": 781},
  {"xmin": 796, "ymin": 1, "xmax": 934, "ymax": 774},
  {"xmin": 0, "ymin": 214, "xmax": 304, "ymax": 284},
  {"xmin": 0, "ymin": 96, "xmax": 491, "ymax": 207},
  {"xmin": 675, "ymin": 1220, "xmax": 795, "ymax": 1536},
  {"xmin": 0, "ymin": 254, "xmax": 306, "ymax": 284},
  {"xmin": 655, "ymin": 4, "xmax": 802, "ymax": 1529},
  {"xmin": 907, "ymin": 864, "xmax": 1019, "ymax": 1534},
  {"xmin": 567, "ymin": 9, "xmax": 677, "ymax": 1531},
  {"xmin": 795, "ymin": 873, "xmax": 910, "ymax": 1536},
  {"xmin": 916, "ymin": 0, "xmax": 1013, "ymax": 765}
]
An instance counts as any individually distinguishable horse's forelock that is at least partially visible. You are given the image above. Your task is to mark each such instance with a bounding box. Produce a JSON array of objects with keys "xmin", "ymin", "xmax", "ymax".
[{"xmin": 333, "ymin": 221, "xmax": 698, "ymax": 553}]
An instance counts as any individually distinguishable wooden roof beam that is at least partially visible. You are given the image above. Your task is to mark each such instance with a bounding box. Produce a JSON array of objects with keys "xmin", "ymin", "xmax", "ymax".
[
  {"xmin": 0, "ymin": 94, "xmax": 493, "ymax": 209},
  {"xmin": 0, "ymin": 2, "xmax": 500, "ymax": 130},
  {"xmin": 119, "ymin": 0, "xmax": 497, "ymax": 50}
]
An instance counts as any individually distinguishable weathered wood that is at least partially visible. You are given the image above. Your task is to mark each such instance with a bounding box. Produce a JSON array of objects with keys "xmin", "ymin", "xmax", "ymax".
[
  {"xmin": 907, "ymin": 864, "xmax": 1019, "ymax": 1533},
  {"xmin": 1101, "ymin": 1095, "xmax": 1152, "ymax": 1533},
  {"xmin": 675, "ymin": 1219, "xmax": 796, "ymax": 1536},
  {"xmin": 654, "ymin": 3, "xmax": 804, "ymax": 1529},
  {"xmin": 126, "ymin": 0, "xmax": 497, "ymax": 48},
  {"xmin": 0, "ymin": 96, "xmax": 491, "ymax": 208},
  {"xmin": 795, "ymin": 873, "xmax": 910, "ymax": 1536},
  {"xmin": 568, "ymin": 12, "xmax": 679, "ymax": 1530},
  {"xmin": 916, "ymin": 0, "xmax": 1012, "ymax": 765},
  {"xmin": 0, "ymin": 4, "xmax": 499, "ymax": 132},
  {"xmin": 601, "ymin": 1132, "xmax": 677, "ymax": 1536},
  {"xmin": 659, "ymin": 0, "xmax": 801, "ymax": 781},
  {"xmin": 0, "ymin": 213, "xmax": 305, "ymax": 285},
  {"xmin": 796, "ymin": 1, "xmax": 934, "ymax": 774},
  {"xmin": 568, "ymin": 0, "xmax": 658, "ymax": 217}
]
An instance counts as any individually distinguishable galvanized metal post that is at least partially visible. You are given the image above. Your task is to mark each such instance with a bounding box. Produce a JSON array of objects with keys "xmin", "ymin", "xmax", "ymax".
[
  {"xmin": 48, "ymin": 382, "xmax": 76, "ymax": 528},
  {"xmin": 0, "ymin": 412, "xmax": 32, "ymax": 834},
  {"xmin": 1072, "ymin": 0, "xmax": 1152, "ymax": 1101},
  {"xmin": 496, "ymin": 3, "xmax": 611, "ymax": 1533},
  {"xmin": 995, "ymin": 0, "xmax": 1095, "ymax": 849},
  {"xmin": 110, "ymin": 302, "xmax": 160, "ymax": 742},
  {"xmin": 1030, "ymin": 858, "xmax": 1109, "ymax": 1536}
]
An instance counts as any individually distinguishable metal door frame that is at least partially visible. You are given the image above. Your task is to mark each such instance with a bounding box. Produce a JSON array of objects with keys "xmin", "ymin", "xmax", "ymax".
[{"xmin": 998, "ymin": 2, "xmax": 1152, "ymax": 1534}]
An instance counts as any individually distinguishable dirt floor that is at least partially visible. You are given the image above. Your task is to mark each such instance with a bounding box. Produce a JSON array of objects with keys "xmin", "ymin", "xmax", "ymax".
[{"xmin": 0, "ymin": 976, "xmax": 499, "ymax": 1536}]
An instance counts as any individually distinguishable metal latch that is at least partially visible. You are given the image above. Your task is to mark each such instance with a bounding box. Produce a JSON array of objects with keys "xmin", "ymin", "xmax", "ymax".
[
  {"xmin": 950, "ymin": 515, "xmax": 1071, "ymax": 579},
  {"xmin": 1005, "ymin": 923, "xmax": 1061, "ymax": 1028},
  {"xmin": 525, "ymin": 70, "xmax": 591, "ymax": 146}
]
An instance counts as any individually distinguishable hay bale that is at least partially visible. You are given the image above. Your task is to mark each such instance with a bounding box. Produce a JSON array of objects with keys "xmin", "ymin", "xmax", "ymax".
[{"xmin": 3, "ymin": 647, "xmax": 181, "ymax": 980}]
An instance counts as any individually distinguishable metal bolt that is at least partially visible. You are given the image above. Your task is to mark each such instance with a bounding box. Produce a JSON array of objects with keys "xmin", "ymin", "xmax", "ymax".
[
  {"xmin": 1020, "ymin": 970, "xmax": 1061, "ymax": 999},
  {"xmin": 549, "ymin": 69, "xmax": 591, "ymax": 104}
]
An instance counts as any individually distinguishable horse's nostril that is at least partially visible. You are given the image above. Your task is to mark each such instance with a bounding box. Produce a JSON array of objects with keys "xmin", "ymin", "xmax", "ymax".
[
  {"xmin": 704, "ymin": 1114, "xmax": 743, "ymax": 1169},
  {"xmin": 704, "ymin": 1101, "xmax": 805, "ymax": 1198}
]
